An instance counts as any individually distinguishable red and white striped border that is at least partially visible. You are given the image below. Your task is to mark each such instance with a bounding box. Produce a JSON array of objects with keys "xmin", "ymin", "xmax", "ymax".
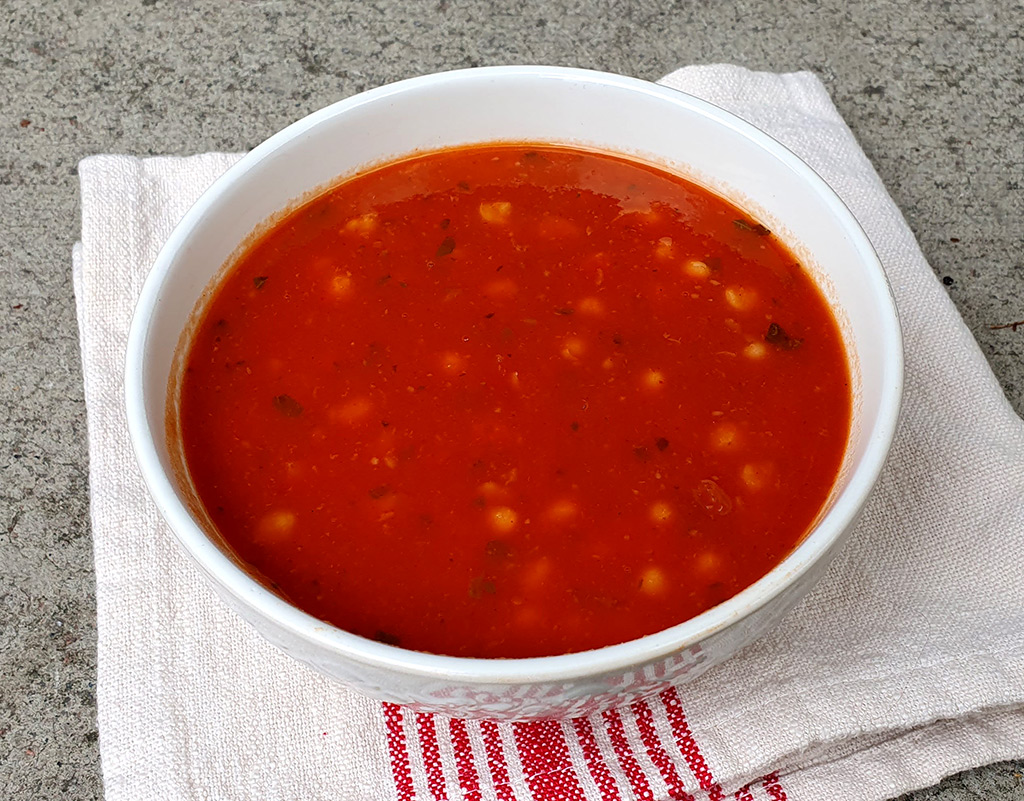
[{"xmin": 384, "ymin": 688, "xmax": 788, "ymax": 801}]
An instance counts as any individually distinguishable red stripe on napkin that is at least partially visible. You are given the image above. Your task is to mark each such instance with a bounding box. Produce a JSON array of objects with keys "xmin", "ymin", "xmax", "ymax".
[
  {"xmin": 416, "ymin": 712, "xmax": 451, "ymax": 800},
  {"xmin": 479, "ymin": 720, "xmax": 516, "ymax": 801},
  {"xmin": 761, "ymin": 772, "xmax": 787, "ymax": 801},
  {"xmin": 512, "ymin": 719, "xmax": 588, "ymax": 800},
  {"xmin": 384, "ymin": 695, "xmax": 789, "ymax": 801},
  {"xmin": 571, "ymin": 717, "xmax": 623, "ymax": 800},
  {"xmin": 733, "ymin": 785, "xmax": 754, "ymax": 801},
  {"xmin": 449, "ymin": 718, "xmax": 483, "ymax": 801},
  {"xmin": 661, "ymin": 688, "xmax": 725, "ymax": 800},
  {"xmin": 383, "ymin": 703, "xmax": 416, "ymax": 801},
  {"xmin": 603, "ymin": 708, "xmax": 655, "ymax": 799},
  {"xmin": 632, "ymin": 700, "xmax": 694, "ymax": 801}
]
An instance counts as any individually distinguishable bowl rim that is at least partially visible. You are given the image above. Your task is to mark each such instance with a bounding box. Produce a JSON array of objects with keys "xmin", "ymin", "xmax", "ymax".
[{"xmin": 125, "ymin": 64, "xmax": 903, "ymax": 685}]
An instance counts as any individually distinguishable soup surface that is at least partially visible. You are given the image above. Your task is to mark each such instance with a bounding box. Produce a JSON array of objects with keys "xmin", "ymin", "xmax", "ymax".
[{"xmin": 178, "ymin": 144, "xmax": 851, "ymax": 658}]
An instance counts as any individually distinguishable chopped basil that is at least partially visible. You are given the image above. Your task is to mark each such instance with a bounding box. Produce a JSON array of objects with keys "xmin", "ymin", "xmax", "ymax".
[
  {"xmin": 469, "ymin": 577, "xmax": 497, "ymax": 598},
  {"xmin": 733, "ymin": 219, "xmax": 772, "ymax": 236},
  {"xmin": 373, "ymin": 630, "xmax": 401, "ymax": 646},
  {"xmin": 485, "ymin": 540, "xmax": 512, "ymax": 560},
  {"xmin": 436, "ymin": 236, "xmax": 456, "ymax": 258},
  {"xmin": 272, "ymin": 394, "xmax": 303, "ymax": 417},
  {"xmin": 764, "ymin": 322, "xmax": 803, "ymax": 349}
]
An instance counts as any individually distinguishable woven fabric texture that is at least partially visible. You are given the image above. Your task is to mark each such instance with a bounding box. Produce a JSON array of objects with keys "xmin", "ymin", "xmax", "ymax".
[{"xmin": 75, "ymin": 65, "xmax": 1024, "ymax": 801}]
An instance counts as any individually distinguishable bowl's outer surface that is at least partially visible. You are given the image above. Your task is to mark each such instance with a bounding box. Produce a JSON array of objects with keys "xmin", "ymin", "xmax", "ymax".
[{"xmin": 125, "ymin": 66, "xmax": 902, "ymax": 719}]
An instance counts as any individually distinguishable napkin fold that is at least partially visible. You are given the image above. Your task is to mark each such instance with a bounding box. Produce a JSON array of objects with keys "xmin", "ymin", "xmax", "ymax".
[{"xmin": 75, "ymin": 65, "xmax": 1024, "ymax": 801}]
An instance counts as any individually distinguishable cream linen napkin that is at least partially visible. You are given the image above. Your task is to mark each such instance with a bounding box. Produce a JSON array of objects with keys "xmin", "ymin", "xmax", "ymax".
[{"xmin": 75, "ymin": 65, "xmax": 1024, "ymax": 801}]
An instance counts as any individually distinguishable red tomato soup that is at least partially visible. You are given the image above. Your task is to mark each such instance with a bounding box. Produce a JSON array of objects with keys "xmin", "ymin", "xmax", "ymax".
[{"xmin": 178, "ymin": 144, "xmax": 851, "ymax": 658}]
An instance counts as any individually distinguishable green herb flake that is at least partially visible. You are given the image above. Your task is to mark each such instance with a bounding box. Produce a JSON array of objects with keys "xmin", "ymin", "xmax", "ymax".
[
  {"xmin": 373, "ymin": 630, "xmax": 401, "ymax": 646},
  {"xmin": 436, "ymin": 236, "xmax": 456, "ymax": 258},
  {"xmin": 272, "ymin": 394, "xmax": 303, "ymax": 417},
  {"xmin": 253, "ymin": 275, "xmax": 269, "ymax": 289},
  {"xmin": 485, "ymin": 539, "xmax": 512, "ymax": 560},
  {"xmin": 469, "ymin": 577, "xmax": 497, "ymax": 598},
  {"xmin": 764, "ymin": 322, "xmax": 803, "ymax": 350},
  {"xmin": 733, "ymin": 219, "xmax": 771, "ymax": 236}
]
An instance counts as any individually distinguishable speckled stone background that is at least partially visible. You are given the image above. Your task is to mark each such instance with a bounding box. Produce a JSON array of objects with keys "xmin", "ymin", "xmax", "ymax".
[{"xmin": 1, "ymin": 1, "xmax": 1022, "ymax": 798}]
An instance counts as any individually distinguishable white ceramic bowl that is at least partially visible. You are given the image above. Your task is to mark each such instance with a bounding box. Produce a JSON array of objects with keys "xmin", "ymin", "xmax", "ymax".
[{"xmin": 125, "ymin": 66, "xmax": 902, "ymax": 719}]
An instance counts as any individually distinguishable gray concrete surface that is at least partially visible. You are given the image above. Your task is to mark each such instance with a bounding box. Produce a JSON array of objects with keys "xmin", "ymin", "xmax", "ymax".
[{"xmin": 1, "ymin": 1, "xmax": 1021, "ymax": 798}]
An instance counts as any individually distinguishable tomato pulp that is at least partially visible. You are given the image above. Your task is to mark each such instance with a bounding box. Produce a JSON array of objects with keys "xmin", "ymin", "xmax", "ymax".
[{"xmin": 178, "ymin": 144, "xmax": 851, "ymax": 658}]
